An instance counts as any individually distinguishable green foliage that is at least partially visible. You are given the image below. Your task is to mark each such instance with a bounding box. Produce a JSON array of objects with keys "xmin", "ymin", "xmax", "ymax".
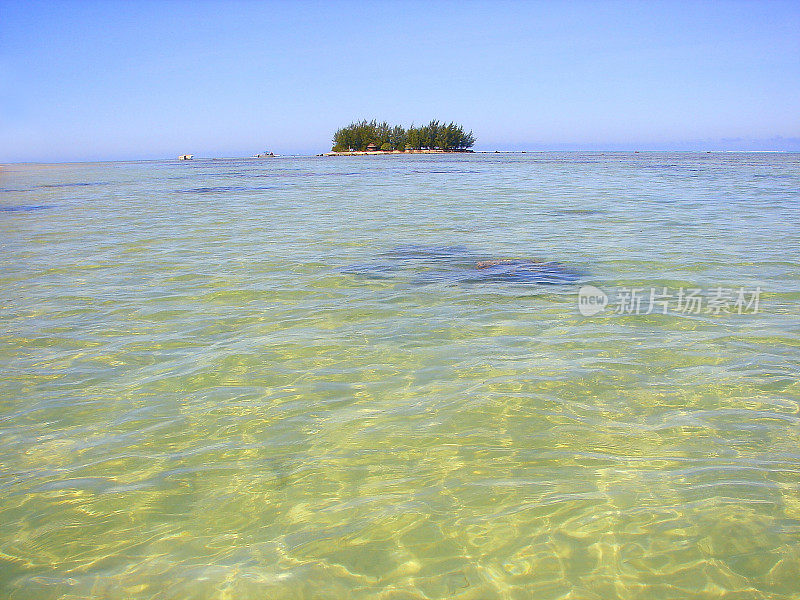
[
  {"xmin": 390, "ymin": 125, "xmax": 407, "ymax": 151},
  {"xmin": 332, "ymin": 119, "xmax": 475, "ymax": 152}
]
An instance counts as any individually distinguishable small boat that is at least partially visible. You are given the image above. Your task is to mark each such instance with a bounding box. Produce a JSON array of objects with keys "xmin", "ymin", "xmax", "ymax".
[{"xmin": 178, "ymin": 154, "xmax": 194, "ymax": 160}]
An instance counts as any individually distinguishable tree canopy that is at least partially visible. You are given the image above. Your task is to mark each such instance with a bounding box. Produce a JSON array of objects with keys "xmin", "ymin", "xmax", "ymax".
[{"xmin": 332, "ymin": 120, "xmax": 475, "ymax": 152}]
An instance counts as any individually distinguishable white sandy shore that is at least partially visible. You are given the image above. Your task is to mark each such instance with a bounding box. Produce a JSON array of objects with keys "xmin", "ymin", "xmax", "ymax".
[{"xmin": 321, "ymin": 149, "xmax": 474, "ymax": 156}]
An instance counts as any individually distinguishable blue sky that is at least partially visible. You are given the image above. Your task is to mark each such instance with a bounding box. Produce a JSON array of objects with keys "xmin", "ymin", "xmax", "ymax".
[{"xmin": 1, "ymin": 0, "xmax": 799, "ymax": 161}]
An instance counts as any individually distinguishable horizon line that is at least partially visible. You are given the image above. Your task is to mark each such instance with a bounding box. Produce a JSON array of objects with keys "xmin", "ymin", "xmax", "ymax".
[{"xmin": 3, "ymin": 148, "xmax": 800, "ymax": 166}]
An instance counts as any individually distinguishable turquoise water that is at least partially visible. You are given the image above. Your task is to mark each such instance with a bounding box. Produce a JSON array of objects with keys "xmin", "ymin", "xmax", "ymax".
[{"xmin": 1, "ymin": 153, "xmax": 799, "ymax": 599}]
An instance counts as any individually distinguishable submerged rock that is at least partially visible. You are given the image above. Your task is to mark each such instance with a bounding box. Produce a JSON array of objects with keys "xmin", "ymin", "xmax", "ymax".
[
  {"xmin": 468, "ymin": 258, "xmax": 581, "ymax": 284},
  {"xmin": 343, "ymin": 245, "xmax": 583, "ymax": 285}
]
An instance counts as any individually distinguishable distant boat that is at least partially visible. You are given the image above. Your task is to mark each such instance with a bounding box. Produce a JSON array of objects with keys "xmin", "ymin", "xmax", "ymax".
[
  {"xmin": 178, "ymin": 154, "xmax": 194, "ymax": 160},
  {"xmin": 253, "ymin": 151, "xmax": 276, "ymax": 158}
]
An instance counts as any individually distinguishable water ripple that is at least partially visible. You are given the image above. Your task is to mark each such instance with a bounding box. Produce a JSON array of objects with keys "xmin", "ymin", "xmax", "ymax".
[{"xmin": 1, "ymin": 153, "xmax": 799, "ymax": 599}]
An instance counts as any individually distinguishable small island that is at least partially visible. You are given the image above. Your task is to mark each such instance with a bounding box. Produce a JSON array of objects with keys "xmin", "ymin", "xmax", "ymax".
[{"xmin": 325, "ymin": 119, "xmax": 475, "ymax": 155}]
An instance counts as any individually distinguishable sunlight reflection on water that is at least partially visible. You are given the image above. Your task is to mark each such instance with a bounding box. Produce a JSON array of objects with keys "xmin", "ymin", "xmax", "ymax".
[{"xmin": 1, "ymin": 153, "xmax": 799, "ymax": 599}]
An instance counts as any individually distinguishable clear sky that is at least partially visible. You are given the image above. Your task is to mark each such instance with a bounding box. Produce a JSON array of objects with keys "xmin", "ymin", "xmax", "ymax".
[{"xmin": 1, "ymin": 0, "xmax": 799, "ymax": 162}]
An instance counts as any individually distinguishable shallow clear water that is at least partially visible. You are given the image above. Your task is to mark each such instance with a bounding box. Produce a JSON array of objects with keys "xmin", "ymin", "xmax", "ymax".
[{"xmin": 1, "ymin": 153, "xmax": 799, "ymax": 599}]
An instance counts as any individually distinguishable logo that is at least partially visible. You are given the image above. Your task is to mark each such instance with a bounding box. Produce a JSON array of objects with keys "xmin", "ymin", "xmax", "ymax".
[
  {"xmin": 576, "ymin": 285, "xmax": 760, "ymax": 317},
  {"xmin": 578, "ymin": 285, "xmax": 608, "ymax": 316}
]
